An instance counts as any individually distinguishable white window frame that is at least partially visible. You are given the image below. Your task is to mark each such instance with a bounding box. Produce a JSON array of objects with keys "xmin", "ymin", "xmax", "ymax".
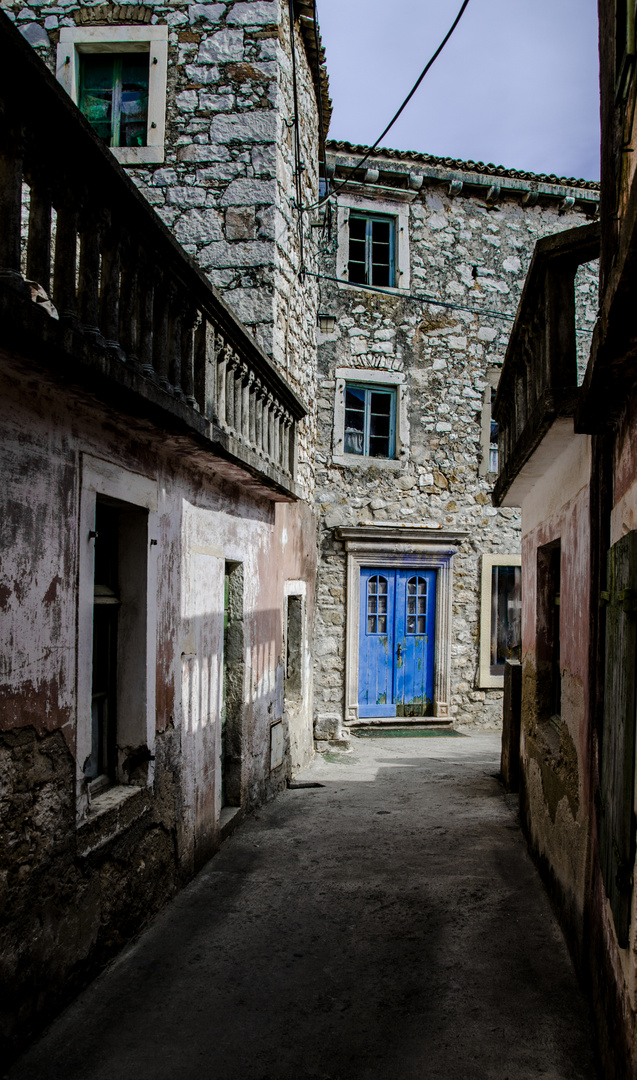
[
  {"xmin": 76, "ymin": 454, "xmax": 158, "ymax": 824},
  {"xmin": 336, "ymin": 194, "xmax": 411, "ymax": 293},
  {"xmin": 479, "ymin": 553, "xmax": 522, "ymax": 688},
  {"xmin": 332, "ymin": 367, "xmax": 409, "ymax": 469},
  {"xmin": 57, "ymin": 25, "xmax": 168, "ymax": 165}
]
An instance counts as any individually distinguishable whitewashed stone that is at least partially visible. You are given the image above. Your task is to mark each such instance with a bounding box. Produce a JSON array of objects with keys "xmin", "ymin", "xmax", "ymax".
[
  {"xmin": 220, "ymin": 178, "xmax": 276, "ymax": 206},
  {"xmin": 185, "ymin": 63, "xmax": 221, "ymax": 83},
  {"xmin": 199, "ymin": 92, "xmax": 234, "ymax": 111},
  {"xmin": 174, "ymin": 209, "xmax": 224, "ymax": 245},
  {"xmin": 176, "ymin": 90, "xmax": 198, "ymax": 113},
  {"xmin": 227, "ymin": 1, "xmax": 280, "ymax": 25},
  {"xmin": 210, "ymin": 112, "xmax": 276, "ymax": 143},
  {"xmin": 188, "ymin": 3, "xmax": 226, "ymax": 22},
  {"xmin": 199, "ymin": 239, "xmax": 274, "ymax": 267},
  {"xmin": 166, "ymin": 186, "xmax": 208, "ymax": 207},
  {"xmin": 197, "ymin": 29, "xmax": 244, "ymax": 63}
]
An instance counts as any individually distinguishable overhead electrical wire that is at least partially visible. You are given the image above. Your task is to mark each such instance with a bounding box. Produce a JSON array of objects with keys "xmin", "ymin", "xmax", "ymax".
[
  {"xmin": 306, "ymin": 270, "xmax": 595, "ymax": 333},
  {"xmin": 305, "ymin": 0, "xmax": 472, "ymax": 213}
]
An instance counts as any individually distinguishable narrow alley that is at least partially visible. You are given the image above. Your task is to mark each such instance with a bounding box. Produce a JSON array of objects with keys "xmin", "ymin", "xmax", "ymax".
[{"xmin": 8, "ymin": 733, "xmax": 598, "ymax": 1080}]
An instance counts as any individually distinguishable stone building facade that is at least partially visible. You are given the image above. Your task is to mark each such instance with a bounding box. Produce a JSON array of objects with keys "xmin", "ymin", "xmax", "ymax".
[{"xmin": 312, "ymin": 142, "xmax": 599, "ymax": 742}]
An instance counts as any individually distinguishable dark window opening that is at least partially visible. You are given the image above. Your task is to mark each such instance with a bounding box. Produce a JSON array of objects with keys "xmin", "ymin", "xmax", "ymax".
[
  {"xmin": 79, "ymin": 52, "xmax": 149, "ymax": 148},
  {"xmin": 490, "ymin": 565, "xmax": 521, "ymax": 676},
  {"xmin": 344, "ymin": 383, "xmax": 396, "ymax": 458},
  {"xmin": 489, "ymin": 387, "xmax": 499, "ymax": 473},
  {"xmin": 536, "ymin": 541, "xmax": 561, "ymax": 724},
  {"xmin": 88, "ymin": 500, "xmax": 120, "ymax": 790},
  {"xmin": 222, "ymin": 561, "xmax": 244, "ymax": 809},
  {"xmin": 348, "ymin": 213, "xmax": 396, "ymax": 287},
  {"xmin": 285, "ymin": 595, "xmax": 303, "ymax": 703}
]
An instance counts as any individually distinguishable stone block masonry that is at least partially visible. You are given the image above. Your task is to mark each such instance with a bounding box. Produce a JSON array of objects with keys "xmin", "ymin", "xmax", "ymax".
[
  {"xmin": 8, "ymin": 0, "xmax": 323, "ymax": 500},
  {"xmin": 313, "ymin": 148, "xmax": 598, "ymax": 735}
]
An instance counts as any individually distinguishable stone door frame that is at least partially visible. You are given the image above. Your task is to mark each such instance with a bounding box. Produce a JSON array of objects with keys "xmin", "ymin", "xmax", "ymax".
[{"xmin": 336, "ymin": 527, "xmax": 466, "ymax": 724}]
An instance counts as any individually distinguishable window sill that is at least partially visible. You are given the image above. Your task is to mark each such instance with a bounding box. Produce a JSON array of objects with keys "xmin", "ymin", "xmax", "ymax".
[
  {"xmin": 77, "ymin": 783, "xmax": 151, "ymax": 857},
  {"xmin": 112, "ymin": 145, "xmax": 165, "ymax": 165},
  {"xmin": 332, "ymin": 453, "xmax": 405, "ymax": 470},
  {"xmin": 336, "ymin": 279, "xmax": 408, "ymax": 297}
]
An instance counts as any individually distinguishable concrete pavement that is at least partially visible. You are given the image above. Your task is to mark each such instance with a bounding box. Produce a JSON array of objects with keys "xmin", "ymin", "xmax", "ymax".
[{"xmin": 8, "ymin": 732, "xmax": 598, "ymax": 1080}]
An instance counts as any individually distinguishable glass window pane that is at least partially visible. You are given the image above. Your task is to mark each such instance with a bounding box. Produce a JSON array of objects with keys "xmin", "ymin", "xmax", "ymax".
[
  {"xmin": 79, "ymin": 55, "xmax": 115, "ymax": 143},
  {"xmin": 378, "ymin": 615, "xmax": 387, "ymax": 634},
  {"xmin": 368, "ymin": 597, "xmax": 377, "ymax": 614},
  {"xmin": 120, "ymin": 55, "xmax": 149, "ymax": 147},
  {"xmin": 408, "ymin": 579, "xmax": 416, "ymax": 595},
  {"xmin": 369, "ymin": 436, "xmax": 390, "ymax": 457},
  {"xmin": 345, "ymin": 385, "xmax": 366, "ymax": 410},
  {"xmin": 378, "ymin": 578, "xmax": 388, "ymax": 594},
  {"xmin": 417, "ymin": 616, "xmax": 426, "ymax": 634},
  {"xmin": 407, "ymin": 616, "xmax": 416, "ymax": 634},
  {"xmin": 348, "ymin": 262, "xmax": 367, "ymax": 285},
  {"xmin": 417, "ymin": 579, "xmax": 426, "ymax": 595},
  {"xmin": 378, "ymin": 596, "xmax": 387, "ymax": 614},
  {"xmin": 368, "ymin": 616, "xmax": 376, "ymax": 634},
  {"xmin": 350, "ymin": 217, "xmax": 367, "ymax": 240},
  {"xmin": 371, "ymin": 262, "xmax": 390, "ymax": 287},
  {"xmin": 372, "ymin": 220, "xmax": 390, "ymax": 243},
  {"xmin": 369, "ymin": 577, "xmax": 377, "ymax": 593},
  {"xmin": 407, "ymin": 598, "xmax": 416, "ymax": 614},
  {"xmin": 490, "ymin": 564, "xmax": 522, "ymax": 674},
  {"xmin": 370, "ymin": 392, "xmax": 391, "ymax": 416}
]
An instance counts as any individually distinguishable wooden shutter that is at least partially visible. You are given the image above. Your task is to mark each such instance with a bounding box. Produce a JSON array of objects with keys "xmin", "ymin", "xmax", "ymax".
[{"xmin": 600, "ymin": 530, "xmax": 637, "ymax": 947}]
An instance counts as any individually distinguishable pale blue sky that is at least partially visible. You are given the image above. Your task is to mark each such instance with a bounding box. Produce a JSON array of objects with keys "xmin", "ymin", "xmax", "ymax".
[{"xmin": 317, "ymin": 0, "xmax": 600, "ymax": 181}]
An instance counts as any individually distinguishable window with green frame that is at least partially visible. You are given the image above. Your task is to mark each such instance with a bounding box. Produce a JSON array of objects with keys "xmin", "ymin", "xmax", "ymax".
[
  {"xmin": 79, "ymin": 52, "xmax": 149, "ymax": 148},
  {"xmin": 348, "ymin": 213, "xmax": 396, "ymax": 288},
  {"xmin": 344, "ymin": 383, "xmax": 396, "ymax": 458}
]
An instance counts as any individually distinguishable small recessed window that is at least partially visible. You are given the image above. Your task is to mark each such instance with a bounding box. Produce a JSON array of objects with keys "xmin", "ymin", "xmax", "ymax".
[
  {"xmin": 348, "ymin": 213, "xmax": 396, "ymax": 287},
  {"xmin": 489, "ymin": 388, "xmax": 499, "ymax": 473},
  {"xmin": 80, "ymin": 52, "xmax": 149, "ymax": 149},
  {"xmin": 344, "ymin": 383, "xmax": 396, "ymax": 458},
  {"xmin": 490, "ymin": 564, "xmax": 522, "ymax": 676}
]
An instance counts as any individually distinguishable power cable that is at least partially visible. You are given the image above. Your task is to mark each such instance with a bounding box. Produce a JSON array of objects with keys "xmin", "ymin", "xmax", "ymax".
[
  {"xmin": 304, "ymin": 0, "xmax": 472, "ymax": 213},
  {"xmin": 305, "ymin": 270, "xmax": 595, "ymax": 332}
]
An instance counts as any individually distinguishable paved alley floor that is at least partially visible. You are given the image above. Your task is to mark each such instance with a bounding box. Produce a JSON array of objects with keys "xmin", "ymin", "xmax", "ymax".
[{"xmin": 9, "ymin": 733, "xmax": 598, "ymax": 1080}]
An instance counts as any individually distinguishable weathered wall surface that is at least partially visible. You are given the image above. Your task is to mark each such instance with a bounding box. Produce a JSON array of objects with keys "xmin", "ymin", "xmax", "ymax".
[
  {"xmin": 314, "ymin": 166, "xmax": 597, "ymax": 735},
  {"xmin": 0, "ymin": 352, "xmax": 316, "ymax": 1060},
  {"xmin": 514, "ymin": 428, "xmax": 592, "ymax": 947}
]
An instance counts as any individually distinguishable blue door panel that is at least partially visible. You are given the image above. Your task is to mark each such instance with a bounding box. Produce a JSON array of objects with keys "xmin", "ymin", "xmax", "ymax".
[
  {"xmin": 358, "ymin": 568, "xmax": 436, "ymax": 718},
  {"xmin": 358, "ymin": 570, "xmax": 396, "ymax": 717},
  {"xmin": 394, "ymin": 571, "xmax": 436, "ymax": 716}
]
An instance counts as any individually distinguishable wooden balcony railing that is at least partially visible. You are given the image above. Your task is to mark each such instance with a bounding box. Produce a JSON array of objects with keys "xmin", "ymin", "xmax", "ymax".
[
  {"xmin": 492, "ymin": 222, "xmax": 600, "ymax": 506},
  {"xmin": 0, "ymin": 10, "xmax": 305, "ymax": 501}
]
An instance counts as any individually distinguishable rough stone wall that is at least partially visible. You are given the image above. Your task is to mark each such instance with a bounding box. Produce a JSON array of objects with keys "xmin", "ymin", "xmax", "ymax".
[
  {"xmin": 314, "ymin": 169, "xmax": 598, "ymax": 735},
  {"xmin": 4, "ymin": 0, "xmax": 321, "ymax": 499}
]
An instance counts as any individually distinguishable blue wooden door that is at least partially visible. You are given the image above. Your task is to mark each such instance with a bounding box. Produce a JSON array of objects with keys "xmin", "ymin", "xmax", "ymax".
[
  {"xmin": 358, "ymin": 570, "xmax": 396, "ymax": 717},
  {"xmin": 358, "ymin": 569, "xmax": 436, "ymax": 718},
  {"xmin": 394, "ymin": 571, "xmax": 436, "ymax": 717}
]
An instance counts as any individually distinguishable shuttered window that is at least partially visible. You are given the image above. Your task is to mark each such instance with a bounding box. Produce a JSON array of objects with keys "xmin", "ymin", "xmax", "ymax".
[{"xmin": 599, "ymin": 531, "xmax": 637, "ymax": 947}]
